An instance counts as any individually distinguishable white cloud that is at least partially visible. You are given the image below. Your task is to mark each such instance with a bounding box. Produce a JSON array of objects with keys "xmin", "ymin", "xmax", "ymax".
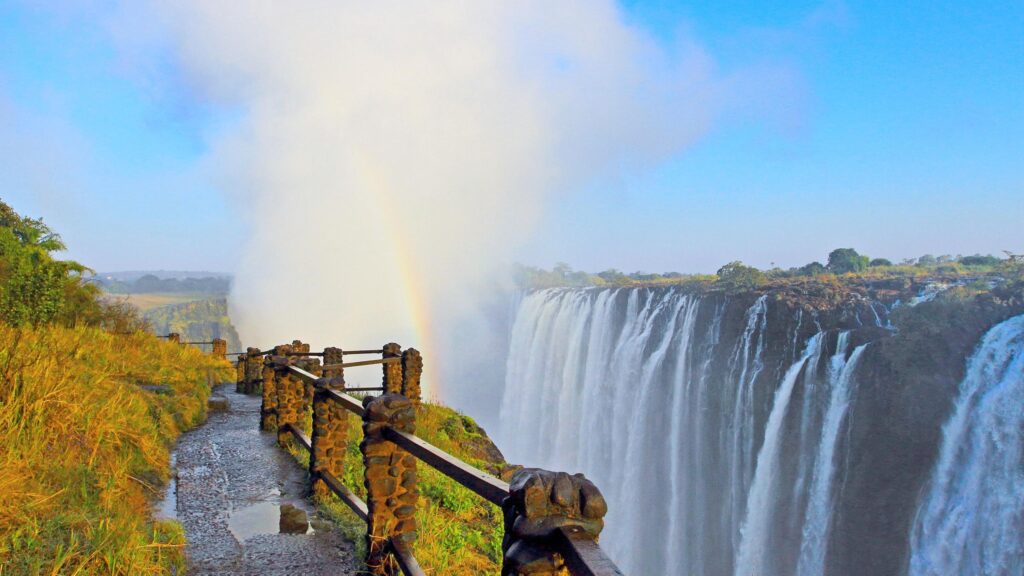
[{"xmin": 111, "ymin": 1, "xmax": 783, "ymax": 399}]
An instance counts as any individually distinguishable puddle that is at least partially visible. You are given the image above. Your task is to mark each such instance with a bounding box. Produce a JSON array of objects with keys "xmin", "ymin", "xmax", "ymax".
[
  {"xmin": 228, "ymin": 502, "xmax": 316, "ymax": 542},
  {"xmin": 155, "ymin": 452, "xmax": 177, "ymax": 520}
]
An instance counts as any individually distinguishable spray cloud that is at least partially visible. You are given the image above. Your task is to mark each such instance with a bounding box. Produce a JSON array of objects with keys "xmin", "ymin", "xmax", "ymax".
[{"xmin": 134, "ymin": 1, "xmax": 734, "ymax": 398}]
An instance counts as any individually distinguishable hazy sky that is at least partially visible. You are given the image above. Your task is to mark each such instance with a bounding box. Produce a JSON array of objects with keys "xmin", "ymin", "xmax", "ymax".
[{"xmin": 1, "ymin": 0, "xmax": 1021, "ymax": 274}]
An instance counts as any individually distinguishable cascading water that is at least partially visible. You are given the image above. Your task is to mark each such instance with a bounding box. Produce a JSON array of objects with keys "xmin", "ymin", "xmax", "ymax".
[
  {"xmin": 908, "ymin": 313, "xmax": 1024, "ymax": 576},
  {"xmin": 499, "ymin": 288, "xmax": 880, "ymax": 575}
]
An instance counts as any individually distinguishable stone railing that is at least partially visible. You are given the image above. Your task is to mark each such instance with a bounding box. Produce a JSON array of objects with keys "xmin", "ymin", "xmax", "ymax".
[{"xmin": 235, "ymin": 341, "xmax": 624, "ymax": 576}]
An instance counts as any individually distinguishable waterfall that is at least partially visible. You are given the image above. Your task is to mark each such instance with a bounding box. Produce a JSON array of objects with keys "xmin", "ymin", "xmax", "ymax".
[
  {"xmin": 796, "ymin": 340, "xmax": 867, "ymax": 576},
  {"xmin": 735, "ymin": 332, "xmax": 825, "ymax": 575},
  {"xmin": 500, "ymin": 288, "xmax": 878, "ymax": 574},
  {"xmin": 908, "ymin": 313, "xmax": 1024, "ymax": 576}
]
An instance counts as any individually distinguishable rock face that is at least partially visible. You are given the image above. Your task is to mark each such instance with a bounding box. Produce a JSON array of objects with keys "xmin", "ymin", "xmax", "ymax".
[
  {"xmin": 501, "ymin": 469, "xmax": 607, "ymax": 575},
  {"xmin": 499, "ymin": 278, "xmax": 1024, "ymax": 575},
  {"xmin": 207, "ymin": 394, "xmax": 229, "ymax": 411},
  {"xmin": 278, "ymin": 504, "xmax": 309, "ymax": 534}
]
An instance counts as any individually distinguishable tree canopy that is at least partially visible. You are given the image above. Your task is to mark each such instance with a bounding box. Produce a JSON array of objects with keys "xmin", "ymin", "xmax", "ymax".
[
  {"xmin": 0, "ymin": 199, "xmax": 141, "ymax": 329},
  {"xmin": 827, "ymin": 248, "xmax": 870, "ymax": 274}
]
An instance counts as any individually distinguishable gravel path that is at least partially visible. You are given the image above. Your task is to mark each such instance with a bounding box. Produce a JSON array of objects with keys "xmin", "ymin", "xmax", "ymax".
[{"xmin": 169, "ymin": 384, "xmax": 359, "ymax": 575}]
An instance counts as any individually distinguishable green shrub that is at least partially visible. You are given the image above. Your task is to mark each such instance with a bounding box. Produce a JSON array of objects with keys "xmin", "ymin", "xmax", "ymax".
[{"xmin": 827, "ymin": 248, "xmax": 870, "ymax": 274}]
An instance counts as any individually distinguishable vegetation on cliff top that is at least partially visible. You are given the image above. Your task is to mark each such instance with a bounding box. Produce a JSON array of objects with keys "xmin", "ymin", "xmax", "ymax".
[{"xmin": 516, "ymin": 247, "xmax": 1022, "ymax": 293}]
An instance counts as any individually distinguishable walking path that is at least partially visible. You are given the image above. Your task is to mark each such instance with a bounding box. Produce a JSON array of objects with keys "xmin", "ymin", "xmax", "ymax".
[{"xmin": 167, "ymin": 384, "xmax": 359, "ymax": 575}]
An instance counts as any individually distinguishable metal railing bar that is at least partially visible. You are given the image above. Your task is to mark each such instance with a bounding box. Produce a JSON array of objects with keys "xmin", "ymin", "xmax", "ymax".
[
  {"xmin": 286, "ymin": 365, "xmax": 320, "ymax": 385},
  {"xmin": 391, "ymin": 539, "xmax": 427, "ymax": 576},
  {"xmin": 320, "ymin": 471, "xmax": 369, "ymax": 522},
  {"xmin": 321, "ymin": 357, "xmax": 400, "ymax": 370},
  {"xmin": 324, "ymin": 388, "xmax": 366, "ymax": 417},
  {"xmin": 555, "ymin": 526, "xmax": 625, "ymax": 576},
  {"xmin": 283, "ymin": 423, "xmax": 312, "ymax": 452},
  {"xmin": 342, "ymin": 349, "xmax": 383, "ymax": 355},
  {"xmin": 382, "ymin": 426, "xmax": 510, "ymax": 506}
]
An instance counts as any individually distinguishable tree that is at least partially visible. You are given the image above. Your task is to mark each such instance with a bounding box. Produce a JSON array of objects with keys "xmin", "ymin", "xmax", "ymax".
[
  {"xmin": 827, "ymin": 248, "xmax": 869, "ymax": 274},
  {"xmin": 597, "ymin": 269, "xmax": 630, "ymax": 285},
  {"xmin": 716, "ymin": 261, "xmax": 766, "ymax": 289},
  {"xmin": 869, "ymin": 258, "xmax": 893, "ymax": 267},
  {"xmin": 960, "ymin": 254, "xmax": 1000, "ymax": 267},
  {"xmin": 917, "ymin": 254, "xmax": 937, "ymax": 266},
  {"xmin": 799, "ymin": 261, "xmax": 827, "ymax": 276},
  {"xmin": 0, "ymin": 200, "xmax": 101, "ymax": 326}
]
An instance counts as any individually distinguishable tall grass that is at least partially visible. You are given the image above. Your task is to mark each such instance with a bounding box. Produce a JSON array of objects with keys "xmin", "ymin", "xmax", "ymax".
[{"xmin": 0, "ymin": 325, "xmax": 232, "ymax": 575}]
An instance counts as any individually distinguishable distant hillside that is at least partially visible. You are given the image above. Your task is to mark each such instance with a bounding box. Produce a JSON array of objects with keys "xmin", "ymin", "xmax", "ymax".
[
  {"xmin": 142, "ymin": 297, "xmax": 241, "ymax": 353},
  {"xmin": 94, "ymin": 273, "xmax": 231, "ymax": 295},
  {"xmin": 97, "ymin": 270, "xmax": 232, "ymax": 282}
]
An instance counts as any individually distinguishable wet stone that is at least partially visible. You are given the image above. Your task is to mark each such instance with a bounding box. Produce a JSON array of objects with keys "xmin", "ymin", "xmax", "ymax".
[
  {"xmin": 208, "ymin": 394, "xmax": 229, "ymax": 411},
  {"xmin": 173, "ymin": 383, "xmax": 359, "ymax": 575}
]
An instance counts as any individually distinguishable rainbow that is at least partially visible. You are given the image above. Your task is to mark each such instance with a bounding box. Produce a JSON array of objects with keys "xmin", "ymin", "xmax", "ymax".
[{"xmin": 356, "ymin": 153, "xmax": 441, "ymax": 400}]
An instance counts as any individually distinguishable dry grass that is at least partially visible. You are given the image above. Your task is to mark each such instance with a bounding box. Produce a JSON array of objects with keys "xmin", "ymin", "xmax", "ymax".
[{"xmin": 0, "ymin": 325, "xmax": 233, "ymax": 575}]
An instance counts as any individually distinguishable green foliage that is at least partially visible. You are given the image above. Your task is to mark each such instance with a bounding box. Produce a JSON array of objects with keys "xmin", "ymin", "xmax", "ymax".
[
  {"xmin": 0, "ymin": 199, "xmax": 141, "ymax": 329},
  {"xmin": 799, "ymin": 261, "xmax": 828, "ymax": 276},
  {"xmin": 716, "ymin": 261, "xmax": 766, "ymax": 290},
  {"xmin": 285, "ymin": 401, "xmax": 508, "ymax": 574},
  {"xmin": 513, "ymin": 263, "xmax": 714, "ymax": 290},
  {"xmin": 827, "ymin": 248, "xmax": 870, "ymax": 274},
  {"xmin": 960, "ymin": 254, "xmax": 1001, "ymax": 267},
  {"xmin": 916, "ymin": 254, "xmax": 937, "ymax": 266},
  {"xmin": 869, "ymin": 258, "xmax": 893, "ymax": 267}
]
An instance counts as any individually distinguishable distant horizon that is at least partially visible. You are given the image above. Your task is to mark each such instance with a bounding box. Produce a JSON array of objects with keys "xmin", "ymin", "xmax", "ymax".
[{"xmin": 90, "ymin": 245, "xmax": 1017, "ymax": 283}]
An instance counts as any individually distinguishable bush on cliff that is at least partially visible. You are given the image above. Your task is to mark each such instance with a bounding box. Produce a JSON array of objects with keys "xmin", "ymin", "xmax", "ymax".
[
  {"xmin": 716, "ymin": 261, "xmax": 766, "ymax": 290},
  {"xmin": 0, "ymin": 313, "xmax": 233, "ymax": 573},
  {"xmin": 827, "ymin": 248, "xmax": 870, "ymax": 274}
]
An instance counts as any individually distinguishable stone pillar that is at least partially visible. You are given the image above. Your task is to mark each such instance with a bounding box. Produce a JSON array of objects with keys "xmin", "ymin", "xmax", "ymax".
[
  {"xmin": 501, "ymin": 469, "xmax": 608, "ymax": 576},
  {"xmin": 168, "ymin": 333, "xmax": 180, "ymax": 344},
  {"xmin": 212, "ymin": 338, "xmax": 227, "ymax": 360},
  {"xmin": 401, "ymin": 348, "xmax": 423, "ymax": 405},
  {"xmin": 382, "ymin": 343, "xmax": 402, "ymax": 394},
  {"xmin": 323, "ymin": 347, "xmax": 345, "ymax": 381},
  {"xmin": 274, "ymin": 355, "xmax": 310, "ymax": 447},
  {"xmin": 360, "ymin": 394, "xmax": 418, "ymax": 575},
  {"xmin": 310, "ymin": 376, "xmax": 348, "ymax": 499},
  {"xmin": 260, "ymin": 357, "xmax": 278, "ymax": 431},
  {"xmin": 236, "ymin": 356, "xmax": 246, "ymax": 393},
  {"xmin": 245, "ymin": 347, "xmax": 262, "ymax": 394}
]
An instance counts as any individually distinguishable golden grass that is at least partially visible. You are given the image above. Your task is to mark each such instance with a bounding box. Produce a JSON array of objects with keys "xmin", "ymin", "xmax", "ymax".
[{"xmin": 0, "ymin": 325, "xmax": 233, "ymax": 575}]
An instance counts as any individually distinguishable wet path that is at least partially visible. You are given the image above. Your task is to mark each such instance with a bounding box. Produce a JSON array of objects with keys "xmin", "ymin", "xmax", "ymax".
[{"xmin": 169, "ymin": 384, "xmax": 359, "ymax": 575}]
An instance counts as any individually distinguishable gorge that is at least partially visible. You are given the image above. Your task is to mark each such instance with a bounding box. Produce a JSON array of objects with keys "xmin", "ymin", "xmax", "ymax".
[{"xmin": 498, "ymin": 278, "xmax": 1024, "ymax": 575}]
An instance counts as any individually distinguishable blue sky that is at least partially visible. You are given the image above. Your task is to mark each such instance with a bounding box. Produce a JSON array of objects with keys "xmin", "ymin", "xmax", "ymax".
[{"xmin": 1, "ymin": 1, "xmax": 1021, "ymax": 273}]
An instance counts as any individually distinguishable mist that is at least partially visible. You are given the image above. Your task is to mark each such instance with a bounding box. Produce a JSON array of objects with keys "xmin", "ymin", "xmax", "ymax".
[{"xmin": 125, "ymin": 1, "xmax": 753, "ymax": 410}]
